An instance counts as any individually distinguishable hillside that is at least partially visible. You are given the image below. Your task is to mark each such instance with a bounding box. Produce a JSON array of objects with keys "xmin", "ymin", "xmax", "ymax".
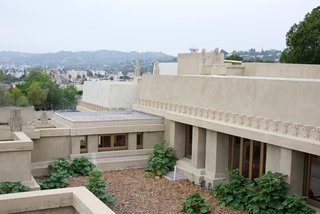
[{"xmin": 0, "ymin": 50, "xmax": 174, "ymax": 68}]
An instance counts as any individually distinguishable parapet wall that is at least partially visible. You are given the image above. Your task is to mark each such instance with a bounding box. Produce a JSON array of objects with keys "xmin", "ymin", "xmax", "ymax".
[
  {"xmin": 137, "ymin": 75, "xmax": 320, "ymax": 127},
  {"xmin": 243, "ymin": 63, "xmax": 320, "ymax": 79},
  {"xmin": 82, "ymin": 81, "xmax": 139, "ymax": 108}
]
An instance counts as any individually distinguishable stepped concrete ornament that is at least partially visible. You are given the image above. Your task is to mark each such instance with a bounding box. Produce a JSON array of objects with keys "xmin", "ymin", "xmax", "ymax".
[
  {"xmin": 135, "ymin": 58, "xmax": 141, "ymax": 77},
  {"xmin": 9, "ymin": 108, "xmax": 23, "ymax": 131},
  {"xmin": 154, "ymin": 60, "xmax": 160, "ymax": 75},
  {"xmin": 40, "ymin": 112, "xmax": 48, "ymax": 124}
]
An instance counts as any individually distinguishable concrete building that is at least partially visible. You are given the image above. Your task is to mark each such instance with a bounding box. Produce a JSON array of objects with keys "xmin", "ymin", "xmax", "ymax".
[{"xmin": 1, "ymin": 50, "xmax": 320, "ymax": 211}]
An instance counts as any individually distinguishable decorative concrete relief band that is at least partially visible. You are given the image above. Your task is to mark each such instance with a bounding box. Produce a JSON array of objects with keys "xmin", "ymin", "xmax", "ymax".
[{"xmin": 135, "ymin": 98, "xmax": 320, "ymax": 142}]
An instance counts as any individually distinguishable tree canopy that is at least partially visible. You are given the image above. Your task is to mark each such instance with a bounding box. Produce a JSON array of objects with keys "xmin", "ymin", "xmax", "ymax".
[
  {"xmin": 226, "ymin": 55, "xmax": 243, "ymax": 61},
  {"xmin": 14, "ymin": 68, "xmax": 78, "ymax": 110},
  {"xmin": 280, "ymin": 6, "xmax": 320, "ymax": 64}
]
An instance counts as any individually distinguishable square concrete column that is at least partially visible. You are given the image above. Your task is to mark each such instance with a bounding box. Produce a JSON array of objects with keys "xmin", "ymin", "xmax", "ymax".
[
  {"xmin": 169, "ymin": 121, "xmax": 186, "ymax": 159},
  {"xmin": 266, "ymin": 145, "xmax": 304, "ymax": 195},
  {"xmin": 87, "ymin": 135, "xmax": 99, "ymax": 153},
  {"xmin": 128, "ymin": 133, "xmax": 137, "ymax": 150},
  {"xmin": 71, "ymin": 136, "xmax": 82, "ymax": 154},
  {"xmin": 205, "ymin": 130, "xmax": 229, "ymax": 179},
  {"xmin": 192, "ymin": 126, "xmax": 206, "ymax": 168}
]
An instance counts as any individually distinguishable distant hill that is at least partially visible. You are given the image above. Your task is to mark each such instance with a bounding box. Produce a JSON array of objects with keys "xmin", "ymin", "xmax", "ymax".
[{"xmin": 0, "ymin": 50, "xmax": 174, "ymax": 68}]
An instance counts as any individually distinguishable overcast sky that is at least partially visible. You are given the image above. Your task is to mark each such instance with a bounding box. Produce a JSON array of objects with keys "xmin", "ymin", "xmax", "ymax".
[{"xmin": 0, "ymin": 0, "xmax": 318, "ymax": 55}]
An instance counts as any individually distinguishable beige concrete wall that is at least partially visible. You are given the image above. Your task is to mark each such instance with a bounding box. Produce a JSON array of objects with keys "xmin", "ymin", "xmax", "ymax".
[
  {"xmin": 178, "ymin": 52, "xmax": 224, "ymax": 75},
  {"xmin": 82, "ymin": 81, "xmax": 139, "ymax": 108},
  {"xmin": 243, "ymin": 63, "xmax": 320, "ymax": 79},
  {"xmin": 0, "ymin": 106, "xmax": 34, "ymax": 124},
  {"xmin": 32, "ymin": 136, "xmax": 71, "ymax": 162},
  {"xmin": 0, "ymin": 151, "xmax": 31, "ymax": 182},
  {"xmin": 137, "ymin": 75, "xmax": 320, "ymax": 127},
  {"xmin": 0, "ymin": 187, "xmax": 115, "ymax": 214},
  {"xmin": 143, "ymin": 131, "xmax": 164, "ymax": 149},
  {"xmin": 0, "ymin": 132, "xmax": 36, "ymax": 190}
]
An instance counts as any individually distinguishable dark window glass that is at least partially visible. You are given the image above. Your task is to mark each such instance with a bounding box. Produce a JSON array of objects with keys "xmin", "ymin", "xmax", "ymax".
[
  {"xmin": 242, "ymin": 138, "xmax": 250, "ymax": 178},
  {"xmin": 185, "ymin": 125, "xmax": 193, "ymax": 159},
  {"xmin": 137, "ymin": 133, "xmax": 143, "ymax": 149},
  {"xmin": 115, "ymin": 135, "xmax": 126, "ymax": 147},
  {"xmin": 100, "ymin": 136, "xmax": 111, "ymax": 147}
]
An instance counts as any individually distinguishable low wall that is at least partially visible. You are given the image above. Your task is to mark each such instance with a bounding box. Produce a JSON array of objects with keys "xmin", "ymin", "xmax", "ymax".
[
  {"xmin": 0, "ymin": 187, "xmax": 115, "ymax": 214},
  {"xmin": 82, "ymin": 81, "xmax": 139, "ymax": 108}
]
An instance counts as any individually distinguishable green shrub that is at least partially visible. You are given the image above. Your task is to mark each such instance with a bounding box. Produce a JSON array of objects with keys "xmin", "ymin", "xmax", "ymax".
[
  {"xmin": 38, "ymin": 156, "xmax": 95, "ymax": 190},
  {"xmin": 0, "ymin": 181, "xmax": 29, "ymax": 194},
  {"xmin": 71, "ymin": 156, "xmax": 94, "ymax": 176},
  {"xmin": 48, "ymin": 157, "xmax": 71, "ymax": 177},
  {"xmin": 212, "ymin": 169, "xmax": 252, "ymax": 211},
  {"xmin": 181, "ymin": 193, "xmax": 210, "ymax": 214},
  {"xmin": 38, "ymin": 171, "xmax": 68, "ymax": 190},
  {"xmin": 144, "ymin": 140, "xmax": 177, "ymax": 177},
  {"xmin": 246, "ymin": 171, "xmax": 288, "ymax": 213},
  {"xmin": 212, "ymin": 170, "xmax": 315, "ymax": 214},
  {"xmin": 281, "ymin": 194, "xmax": 315, "ymax": 214},
  {"xmin": 85, "ymin": 169, "xmax": 115, "ymax": 205}
]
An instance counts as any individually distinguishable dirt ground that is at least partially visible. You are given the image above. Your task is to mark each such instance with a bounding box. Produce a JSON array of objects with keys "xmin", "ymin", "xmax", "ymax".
[{"xmin": 68, "ymin": 168, "xmax": 240, "ymax": 214}]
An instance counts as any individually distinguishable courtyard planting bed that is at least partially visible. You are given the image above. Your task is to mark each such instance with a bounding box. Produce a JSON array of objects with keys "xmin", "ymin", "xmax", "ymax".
[{"xmin": 68, "ymin": 168, "xmax": 240, "ymax": 214}]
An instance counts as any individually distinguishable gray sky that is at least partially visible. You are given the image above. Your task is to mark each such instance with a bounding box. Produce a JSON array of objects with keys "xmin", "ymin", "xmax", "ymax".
[{"xmin": 0, "ymin": 0, "xmax": 318, "ymax": 55}]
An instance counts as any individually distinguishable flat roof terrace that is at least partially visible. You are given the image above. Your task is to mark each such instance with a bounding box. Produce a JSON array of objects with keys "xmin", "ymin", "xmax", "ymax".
[
  {"xmin": 51, "ymin": 110, "xmax": 164, "ymax": 135},
  {"xmin": 56, "ymin": 110, "xmax": 162, "ymax": 122}
]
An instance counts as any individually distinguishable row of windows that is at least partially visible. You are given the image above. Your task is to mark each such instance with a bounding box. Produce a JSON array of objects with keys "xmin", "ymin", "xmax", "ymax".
[
  {"xmin": 79, "ymin": 133, "xmax": 143, "ymax": 153},
  {"xmin": 183, "ymin": 125, "xmax": 266, "ymax": 179}
]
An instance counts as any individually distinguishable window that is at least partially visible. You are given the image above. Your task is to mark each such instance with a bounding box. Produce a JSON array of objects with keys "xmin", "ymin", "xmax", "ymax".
[
  {"xmin": 99, "ymin": 134, "xmax": 127, "ymax": 151},
  {"xmin": 80, "ymin": 137, "xmax": 88, "ymax": 154},
  {"xmin": 137, "ymin": 133, "xmax": 143, "ymax": 149},
  {"xmin": 304, "ymin": 154, "xmax": 320, "ymax": 208},
  {"xmin": 229, "ymin": 136, "xmax": 266, "ymax": 179},
  {"xmin": 185, "ymin": 125, "xmax": 193, "ymax": 159}
]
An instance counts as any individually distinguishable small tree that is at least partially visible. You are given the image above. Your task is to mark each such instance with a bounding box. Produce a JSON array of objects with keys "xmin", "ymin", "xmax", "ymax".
[
  {"xmin": 63, "ymin": 84, "xmax": 77, "ymax": 109},
  {"xmin": 27, "ymin": 82, "xmax": 48, "ymax": 108}
]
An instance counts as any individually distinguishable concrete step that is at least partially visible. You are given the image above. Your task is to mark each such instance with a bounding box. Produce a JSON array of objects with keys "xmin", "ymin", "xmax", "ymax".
[{"xmin": 92, "ymin": 155, "xmax": 150, "ymax": 171}]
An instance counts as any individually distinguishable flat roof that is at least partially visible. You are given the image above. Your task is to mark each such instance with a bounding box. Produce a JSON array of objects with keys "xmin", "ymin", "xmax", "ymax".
[{"xmin": 55, "ymin": 110, "xmax": 162, "ymax": 122}]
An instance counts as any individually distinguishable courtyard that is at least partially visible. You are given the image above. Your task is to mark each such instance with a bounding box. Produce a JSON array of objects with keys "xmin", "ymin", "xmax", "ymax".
[{"xmin": 68, "ymin": 168, "xmax": 240, "ymax": 214}]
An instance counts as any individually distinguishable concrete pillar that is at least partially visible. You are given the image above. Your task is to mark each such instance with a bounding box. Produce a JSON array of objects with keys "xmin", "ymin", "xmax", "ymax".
[
  {"xmin": 169, "ymin": 121, "xmax": 186, "ymax": 159},
  {"xmin": 87, "ymin": 135, "xmax": 98, "ymax": 153},
  {"xmin": 205, "ymin": 131, "xmax": 229, "ymax": 179},
  {"xmin": 266, "ymin": 145, "xmax": 304, "ymax": 195},
  {"xmin": 164, "ymin": 119, "xmax": 171, "ymax": 143},
  {"xmin": 192, "ymin": 126, "xmax": 206, "ymax": 168},
  {"xmin": 71, "ymin": 136, "xmax": 82, "ymax": 154},
  {"xmin": 128, "ymin": 133, "xmax": 137, "ymax": 150}
]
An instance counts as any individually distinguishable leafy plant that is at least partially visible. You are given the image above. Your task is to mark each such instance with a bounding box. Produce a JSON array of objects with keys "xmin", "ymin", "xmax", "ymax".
[
  {"xmin": 212, "ymin": 169, "xmax": 252, "ymax": 211},
  {"xmin": 38, "ymin": 156, "xmax": 95, "ymax": 190},
  {"xmin": 181, "ymin": 192, "xmax": 210, "ymax": 214},
  {"xmin": 281, "ymin": 194, "xmax": 315, "ymax": 214},
  {"xmin": 71, "ymin": 156, "xmax": 94, "ymax": 176},
  {"xmin": 85, "ymin": 169, "xmax": 115, "ymax": 205},
  {"xmin": 212, "ymin": 169, "xmax": 315, "ymax": 214},
  {"xmin": 38, "ymin": 171, "xmax": 68, "ymax": 189},
  {"xmin": 48, "ymin": 157, "xmax": 71, "ymax": 177},
  {"xmin": 246, "ymin": 171, "xmax": 288, "ymax": 214},
  {"xmin": 0, "ymin": 181, "xmax": 29, "ymax": 194},
  {"xmin": 144, "ymin": 140, "xmax": 177, "ymax": 177}
]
